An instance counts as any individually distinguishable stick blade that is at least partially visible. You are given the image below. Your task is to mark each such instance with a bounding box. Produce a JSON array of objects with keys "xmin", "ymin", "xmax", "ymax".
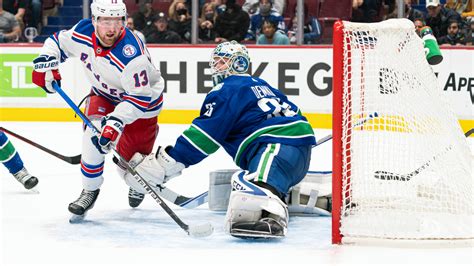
[
  {"xmin": 374, "ymin": 170, "xmax": 409, "ymax": 181},
  {"xmin": 188, "ymin": 222, "xmax": 214, "ymax": 238}
]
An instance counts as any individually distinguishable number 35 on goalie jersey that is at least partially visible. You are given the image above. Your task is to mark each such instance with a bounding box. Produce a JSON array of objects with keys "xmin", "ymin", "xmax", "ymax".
[{"xmin": 168, "ymin": 74, "xmax": 316, "ymax": 169}]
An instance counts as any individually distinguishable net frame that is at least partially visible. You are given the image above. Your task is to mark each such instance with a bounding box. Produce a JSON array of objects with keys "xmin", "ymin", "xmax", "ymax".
[{"xmin": 331, "ymin": 19, "xmax": 473, "ymax": 245}]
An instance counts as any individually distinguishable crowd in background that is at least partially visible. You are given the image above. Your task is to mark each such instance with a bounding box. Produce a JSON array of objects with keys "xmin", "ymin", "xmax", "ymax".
[{"xmin": 0, "ymin": 0, "xmax": 473, "ymax": 45}]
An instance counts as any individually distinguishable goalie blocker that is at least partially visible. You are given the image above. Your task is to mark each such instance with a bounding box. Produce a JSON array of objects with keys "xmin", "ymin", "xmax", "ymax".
[{"xmin": 209, "ymin": 169, "xmax": 332, "ymax": 216}]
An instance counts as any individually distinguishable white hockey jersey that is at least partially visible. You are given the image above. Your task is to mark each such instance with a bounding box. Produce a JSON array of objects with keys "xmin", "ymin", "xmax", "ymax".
[{"xmin": 39, "ymin": 19, "xmax": 164, "ymax": 125}]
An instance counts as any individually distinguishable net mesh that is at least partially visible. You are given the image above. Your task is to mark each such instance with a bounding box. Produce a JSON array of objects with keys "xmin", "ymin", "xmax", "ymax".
[{"xmin": 338, "ymin": 19, "xmax": 473, "ymax": 240}]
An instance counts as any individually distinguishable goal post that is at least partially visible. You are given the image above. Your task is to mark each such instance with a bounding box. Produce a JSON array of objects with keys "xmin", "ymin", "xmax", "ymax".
[{"xmin": 332, "ymin": 19, "xmax": 473, "ymax": 245}]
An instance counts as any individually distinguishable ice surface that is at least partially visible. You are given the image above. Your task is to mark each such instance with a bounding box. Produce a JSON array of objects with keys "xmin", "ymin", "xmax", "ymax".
[{"xmin": 1, "ymin": 122, "xmax": 472, "ymax": 266}]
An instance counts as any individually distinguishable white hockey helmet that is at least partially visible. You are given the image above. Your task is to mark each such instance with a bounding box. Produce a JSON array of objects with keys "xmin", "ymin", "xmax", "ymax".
[
  {"xmin": 210, "ymin": 40, "xmax": 250, "ymax": 86},
  {"xmin": 91, "ymin": 0, "xmax": 127, "ymax": 20}
]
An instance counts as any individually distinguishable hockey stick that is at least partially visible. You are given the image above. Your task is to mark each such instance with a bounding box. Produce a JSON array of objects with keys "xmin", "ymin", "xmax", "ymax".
[
  {"xmin": 52, "ymin": 82, "xmax": 213, "ymax": 237},
  {"xmin": 374, "ymin": 127, "xmax": 472, "ymax": 181},
  {"xmin": 465, "ymin": 128, "xmax": 474, "ymax": 138},
  {"xmin": 314, "ymin": 112, "xmax": 379, "ymax": 147},
  {"xmin": 374, "ymin": 145, "xmax": 453, "ymax": 181},
  {"xmin": 0, "ymin": 127, "xmax": 81, "ymax": 164}
]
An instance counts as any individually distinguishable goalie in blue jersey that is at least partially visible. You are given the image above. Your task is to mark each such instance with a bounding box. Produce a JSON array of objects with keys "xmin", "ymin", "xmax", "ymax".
[{"xmin": 130, "ymin": 41, "xmax": 316, "ymax": 239}]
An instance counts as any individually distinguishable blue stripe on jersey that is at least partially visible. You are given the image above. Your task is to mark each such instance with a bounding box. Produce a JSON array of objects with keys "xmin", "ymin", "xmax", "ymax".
[
  {"xmin": 49, "ymin": 32, "xmax": 68, "ymax": 63},
  {"xmin": 71, "ymin": 36, "xmax": 93, "ymax": 48},
  {"xmin": 105, "ymin": 55, "xmax": 124, "ymax": 72},
  {"xmin": 74, "ymin": 19, "xmax": 94, "ymax": 36},
  {"xmin": 124, "ymin": 100, "xmax": 148, "ymax": 112}
]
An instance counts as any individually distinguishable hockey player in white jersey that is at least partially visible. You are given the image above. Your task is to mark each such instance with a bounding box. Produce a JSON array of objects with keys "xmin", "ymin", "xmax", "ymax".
[
  {"xmin": 32, "ymin": 0, "xmax": 165, "ymax": 220},
  {"xmin": 130, "ymin": 41, "xmax": 316, "ymax": 238}
]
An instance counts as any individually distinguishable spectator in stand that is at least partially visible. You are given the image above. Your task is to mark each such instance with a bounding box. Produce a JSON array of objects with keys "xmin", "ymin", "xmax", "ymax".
[
  {"xmin": 404, "ymin": 0, "xmax": 425, "ymax": 21},
  {"xmin": 414, "ymin": 17, "xmax": 426, "ymax": 36},
  {"xmin": 214, "ymin": 0, "xmax": 249, "ymax": 43},
  {"xmin": 132, "ymin": 0, "xmax": 159, "ymax": 33},
  {"xmin": 351, "ymin": 0, "xmax": 383, "ymax": 23},
  {"xmin": 246, "ymin": 0, "xmax": 285, "ymax": 41},
  {"xmin": 28, "ymin": 0, "xmax": 42, "ymax": 31},
  {"xmin": 257, "ymin": 18, "xmax": 289, "ymax": 45},
  {"xmin": 199, "ymin": 2, "xmax": 217, "ymax": 43},
  {"xmin": 146, "ymin": 12, "xmax": 182, "ymax": 44},
  {"xmin": 287, "ymin": 3, "xmax": 321, "ymax": 44},
  {"xmin": 211, "ymin": 0, "xmax": 226, "ymax": 15},
  {"xmin": 242, "ymin": 0, "xmax": 285, "ymax": 15},
  {"xmin": 460, "ymin": 0, "xmax": 473, "ymax": 18},
  {"xmin": 0, "ymin": 1, "xmax": 21, "ymax": 42},
  {"xmin": 2, "ymin": 0, "xmax": 27, "ymax": 30},
  {"xmin": 168, "ymin": 0, "xmax": 192, "ymax": 43},
  {"xmin": 42, "ymin": 0, "xmax": 61, "ymax": 26},
  {"xmin": 126, "ymin": 17, "xmax": 146, "ymax": 44},
  {"xmin": 184, "ymin": 0, "xmax": 205, "ymax": 16},
  {"xmin": 425, "ymin": 0, "xmax": 461, "ymax": 39},
  {"xmin": 438, "ymin": 19, "xmax": 466, "ymax": 45},
  {"xmin": 464, "ymin": 17, "xmax": 474, "ymax": 45}
]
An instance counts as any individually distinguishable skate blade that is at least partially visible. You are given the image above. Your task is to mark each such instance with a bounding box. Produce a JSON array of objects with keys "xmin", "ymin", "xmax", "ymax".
[
  {"xmin": 230, "ymin": 228, "xmax": 284, "ymax": 239},
  {"xmin": 69, "ymin": 213, "xmax": 86, "ymax": 224},
  {"xmin": 28, "ymin": 188, "xmax": 40, "ymax": 194}
]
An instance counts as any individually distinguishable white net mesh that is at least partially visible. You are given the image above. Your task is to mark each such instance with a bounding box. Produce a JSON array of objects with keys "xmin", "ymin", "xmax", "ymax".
[{"xmin": 337, "ymin": 19, "xmax": 473, "ymax": 241}]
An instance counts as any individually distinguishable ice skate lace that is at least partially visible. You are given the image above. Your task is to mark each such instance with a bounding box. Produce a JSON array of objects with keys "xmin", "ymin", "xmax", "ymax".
[
  {"xmin": 73, "ymin": 190, "xmax": 97, "ymax": 208},
  {"xmin": 128, "ymin": 187, "xmax": 144, "ymax": 199}
]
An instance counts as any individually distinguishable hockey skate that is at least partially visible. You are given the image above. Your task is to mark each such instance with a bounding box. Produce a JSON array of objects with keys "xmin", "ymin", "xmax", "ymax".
[
  {"xmin": 13, "ymin": 167, "xmax": 38, "ymax": 190},
  {"xmin": 128, "ymin": 187, "xmax": 145, "ymax": 208},
  {"xmin": 68, "ymin": 189, "xmax": 100, "ymax": 223}
]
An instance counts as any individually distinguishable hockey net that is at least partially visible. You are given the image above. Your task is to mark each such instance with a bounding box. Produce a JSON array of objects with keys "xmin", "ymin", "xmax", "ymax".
[{"xmin": 332, "ymin": 19, "xmax": 473, "ymax": 244}]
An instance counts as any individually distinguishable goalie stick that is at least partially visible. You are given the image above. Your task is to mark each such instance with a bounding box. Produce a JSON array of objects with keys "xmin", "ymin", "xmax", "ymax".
[
  {"xmin": 0, "ymin": 127, "xmax": 81, "ymax": 165},
  {"xmin": 53, "ymin": 82, "xmax": 213, "ymax": 238}
]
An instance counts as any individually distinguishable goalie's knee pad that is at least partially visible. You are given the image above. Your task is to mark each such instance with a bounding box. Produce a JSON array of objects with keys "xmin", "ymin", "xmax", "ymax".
[{"xmin": 224, "ymin": 170, "xmax": 289, "ymax": 236}]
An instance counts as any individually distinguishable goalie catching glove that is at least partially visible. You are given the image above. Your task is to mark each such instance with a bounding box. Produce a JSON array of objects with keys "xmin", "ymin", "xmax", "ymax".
[
  {"xmin": 127, "ymin": 146, "xmax": 185, "ymax": 193},
  {"xmin": 32, "ymin": 55, "xmax": 61, "ymax": 93}
]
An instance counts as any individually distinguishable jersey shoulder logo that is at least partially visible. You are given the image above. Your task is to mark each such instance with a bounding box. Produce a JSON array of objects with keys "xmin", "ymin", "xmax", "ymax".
[
  {"xmin": 209, "ymin": 83, "xmax": 224, "ymax": 93},
  {"xmin": 204, "ymin": 102, "xmax": 216, "ymax": 117},
  {"xmin": 122, "ymin": 44, "xmax": 137, "ymax": 58}
]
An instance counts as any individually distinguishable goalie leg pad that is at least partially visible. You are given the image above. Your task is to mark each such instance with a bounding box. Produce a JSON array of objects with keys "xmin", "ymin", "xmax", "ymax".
[{"xmin": 224, "ymin": 171, "xmax": 289, "ymax": 238}]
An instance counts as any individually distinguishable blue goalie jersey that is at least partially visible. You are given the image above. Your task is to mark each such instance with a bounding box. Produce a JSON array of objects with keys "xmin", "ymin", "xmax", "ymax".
[{"xmin": 168, "ymin": 74, "xmax": 316, "ymax": 169}]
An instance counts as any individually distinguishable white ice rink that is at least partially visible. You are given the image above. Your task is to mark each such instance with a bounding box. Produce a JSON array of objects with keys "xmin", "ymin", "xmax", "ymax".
[{"xmin": 1, "ymin": 122, "xmax": 473, "ymax": 266}]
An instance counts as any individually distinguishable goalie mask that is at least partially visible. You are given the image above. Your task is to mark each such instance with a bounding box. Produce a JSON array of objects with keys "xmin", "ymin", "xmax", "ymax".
[{"xmin": 210, "ymin": 41, "xmax": 250, "ymax": 86}]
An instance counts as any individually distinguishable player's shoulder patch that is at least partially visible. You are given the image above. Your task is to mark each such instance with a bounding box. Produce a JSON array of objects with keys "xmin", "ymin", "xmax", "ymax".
[
  {"xmin": 122, "ymin": 44, "xmax": 137, "ymax": 58},
  {"xmin": 110, "ymin": 29, "xmax": 145, "ymax": 67}
]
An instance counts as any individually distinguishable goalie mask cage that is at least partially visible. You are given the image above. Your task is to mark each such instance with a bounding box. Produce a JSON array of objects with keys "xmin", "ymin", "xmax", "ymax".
[{"xmin": 332, "ymin": 19, "xmax": 473, "ymax": 245}]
